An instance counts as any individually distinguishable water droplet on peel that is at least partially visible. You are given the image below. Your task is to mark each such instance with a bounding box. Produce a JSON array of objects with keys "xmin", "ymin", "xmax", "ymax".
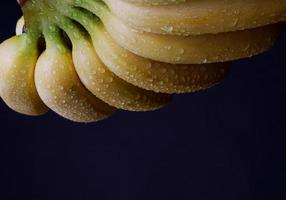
[{"xmin": 161, "ymin": 25, "xmax": 174, "ymax": 33}]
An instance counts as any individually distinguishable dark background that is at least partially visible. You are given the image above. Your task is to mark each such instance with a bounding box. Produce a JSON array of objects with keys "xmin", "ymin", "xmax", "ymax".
[{"xmin": 1, "ymin": 1, "xmax": 286, "ymax": 200}]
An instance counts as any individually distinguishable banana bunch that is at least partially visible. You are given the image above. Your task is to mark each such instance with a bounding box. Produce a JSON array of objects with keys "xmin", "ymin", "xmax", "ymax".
[{"xmin": 0, "ymin": 0, "xmax": 285, "ymax": 122}]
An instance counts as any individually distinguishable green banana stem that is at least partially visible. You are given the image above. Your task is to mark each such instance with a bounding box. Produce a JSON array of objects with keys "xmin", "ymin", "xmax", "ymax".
[
  {"xmin": 74, "ymin": 0, "xmax": 108, "ymax": 19},
  {"xmin": 55, "ymin": 16, "xmax": 89, "ymax": 44},
  {"xmin": 65, "ymin": 7, "xmax": 101, "ymax": 38},
  {"xmin": 42, "ymin": 24, "xmax": 68, "ymax": 53}
]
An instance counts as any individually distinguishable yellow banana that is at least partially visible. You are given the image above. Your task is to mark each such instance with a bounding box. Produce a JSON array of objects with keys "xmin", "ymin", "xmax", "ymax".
[
  {"xmin": 92, "ymin": 25, "xmax": 230, "ymax": 94},
  {"xmin": 56, "ymin": 17, "xmax": 172, "ymax": 111},
  {"xmin": 66, "ymin": 9, "xmax": 230, "ymax": 94},
  {"xmin": 72, "ymin": 2, "xmax": 284, "ymax": 64},
  {"xmin": 103, "ymin": 0, "xmax": 286, "ymax": 35},
  {"xmin": 102, "ymin": 14, "xmax": 283, "ymax": 64},
  {"xmin": 0, "ymin": 0, "xmax": 284, "ymax": 122},
  {"xmin": 0, "ymin": 34, "xmax": 48, "ymax": 116},
  {"xmin": 34, "ymin": 26, "xmax": 115, "ymax": 122}
]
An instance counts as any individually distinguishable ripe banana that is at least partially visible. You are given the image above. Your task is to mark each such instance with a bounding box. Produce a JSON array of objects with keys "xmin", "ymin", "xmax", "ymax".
[
  {"xmin": 0, "ymin": 0, "xmax": 284, "ymax": 123},
  {"xmin": 103, "ymin": 0, "xmax": 286, "ymax": 35},
  {"xmin": 72, "ymin": 2, "xmax": 284, "ymax": 64},
  {"xmin": 0, "ymin": 34, "xmax": 48, "ymax": 115},
  {"xmin": 101, "ymin": 13, "xmax": 283, "ymax": 64},
  {"xmin": 66, "ymin": 9, "xmax": 230, "ymax": 94},
  {"xmin": 34, "ymin": 26, "xmax": 115, "ymax": 122},
  {"xmin": 56, "ymin": 17, "xmax": 172, "ymax": 111}
]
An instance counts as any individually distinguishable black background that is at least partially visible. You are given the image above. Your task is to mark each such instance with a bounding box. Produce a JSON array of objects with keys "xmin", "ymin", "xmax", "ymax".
[{"xmin": 1, "ymin": 1, "xmax": 286, "ymax": 200}]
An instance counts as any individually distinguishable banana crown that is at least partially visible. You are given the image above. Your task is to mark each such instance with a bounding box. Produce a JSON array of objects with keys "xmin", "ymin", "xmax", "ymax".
[{"xmin": 0, "ymin": 0, "xmax": 284, "ymax": 122}]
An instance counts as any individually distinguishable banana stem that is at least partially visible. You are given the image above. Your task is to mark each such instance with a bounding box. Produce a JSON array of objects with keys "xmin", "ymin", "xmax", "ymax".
[
  {"xmin": 65, "ymin": 7, "xmax": 101, "ymax": 38},
  {"xmin": 42, "ymin": 24, "xmax": 66, "ymax": 51},
  {"xmin": 56, "ymin": 16, "xmax": 88, "ymax": 45},
  {"xmin": 73, "ymin": 0, "xmax": 108, "ymax": 19}
]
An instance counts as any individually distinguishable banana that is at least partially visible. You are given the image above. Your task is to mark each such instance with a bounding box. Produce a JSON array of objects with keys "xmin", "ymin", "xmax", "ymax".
[
  {"xmin": 0, "ymin": 34, "xmax": 48, "ymax": 116},
  {"xmin": 34, "ymin": 26, "xmax": 115, "ymax": 122},
  {"xmin": 56, "ymin": 17, "xmax": 172, "ymax": 111},
  {"xmin": 66, "ymin": 8, "xmax": 230, "ymax": 94},
  {"xmin": 0, "ymin": 0, "xmax": 284, "ymax": 122},
  {"xmin": 91, "ymin": 25, "xmax": 230, "ymax": 94},
  {"xmin": 72, "ymin": 2, "xmax": 284, "ymax": 64},
  {"xmin": 103, "ymin": 0, "xmax": 286, "ymax": 35},
  {"xmin": 103, "ymin": 14, "xmax": 283, "ymax": 64}
]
